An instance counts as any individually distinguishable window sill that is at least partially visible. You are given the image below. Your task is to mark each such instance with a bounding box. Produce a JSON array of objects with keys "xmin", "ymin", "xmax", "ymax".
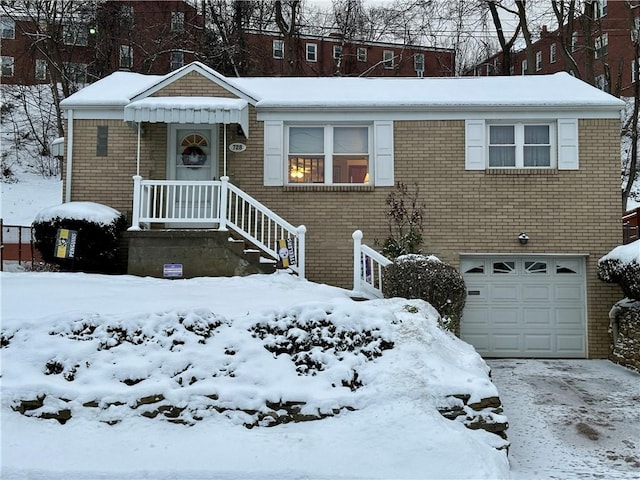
[
  {"xmin": 283, "ymin": 185, "xmax": 374, "ymax": 192},
  {"xmin": 486, "ymin": 168, "xmax": 558, "ymax": 176}
]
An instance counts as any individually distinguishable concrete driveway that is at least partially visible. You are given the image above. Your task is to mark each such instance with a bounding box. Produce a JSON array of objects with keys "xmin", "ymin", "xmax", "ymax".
[{"xmin": 488, "ymin": 359, "xmax": 640, "ymax": 480}]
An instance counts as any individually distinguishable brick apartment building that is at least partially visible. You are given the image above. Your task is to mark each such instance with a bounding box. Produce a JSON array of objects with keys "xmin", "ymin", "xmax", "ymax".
[
  {"xmin": 240, "ymin": 30, "xmax": 455, "ymax": 78},
  {"xmin": 0, "ymin": 0, "xmax": 203, "ymax": 86},
  {"xmin": 1, "ymin": 1, "xmax": 454, "ymax": 85},
  {"xmin": 466, "ymin": 0, "xmax": 640, "ymax": 97}
]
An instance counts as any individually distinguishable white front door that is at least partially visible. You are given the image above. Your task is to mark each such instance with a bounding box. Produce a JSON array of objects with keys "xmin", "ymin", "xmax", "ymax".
[{"xmin": 168, "ymin": 126, "xmax": 218, "ymax": 226}]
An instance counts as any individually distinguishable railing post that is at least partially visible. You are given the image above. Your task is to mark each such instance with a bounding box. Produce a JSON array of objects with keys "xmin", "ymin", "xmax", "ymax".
[
  {"xmin": 297, "ymin": 225, "xmax": 306, "ymax": 279},
  {"xmin": 128, "ymin": 175, "xmax": 142, "ymax": 231},
  {"xmin": 352, "ymin": 230, "xmax": 363, "ymax": 293},
  {"xmin": 218, "ymin": 176, "xmax": 229, "ymax": 231}
]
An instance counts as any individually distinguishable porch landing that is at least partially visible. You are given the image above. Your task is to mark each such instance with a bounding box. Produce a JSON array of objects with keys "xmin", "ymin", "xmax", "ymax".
[{"xmin": 124, "ymin": 230, "xmax": 276, "ymax": 279}]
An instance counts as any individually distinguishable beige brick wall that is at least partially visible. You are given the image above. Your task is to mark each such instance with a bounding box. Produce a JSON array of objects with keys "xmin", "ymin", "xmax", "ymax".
[
  {"xmin": 65, "ymin": 120, "xmax": 168, "ymax": 219},
  {"xmin": 231, "ymin": 115, "xmax": 622, "ymax": 358},
  {"xmin": 64, "ymin": 76, "xmax": 622, "ymax": 358}
]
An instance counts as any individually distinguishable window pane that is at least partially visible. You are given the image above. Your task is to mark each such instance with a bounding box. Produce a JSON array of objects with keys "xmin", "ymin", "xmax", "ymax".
[
  {"xmin": 524, "ymin": 125, "xmax": 550, "ymax": 167},
  {"xmin": 489, "ymin": 146, "xmax": 515, "ymax": 167},
  {"xmin": 332, "ymin": 156, "xmax": 368, "ymax": 183},
  {"xmin": 289, "ymin": 127, "xmax": 323, "ymax": 154},
  {"xmin": 525, "ymin": 261, "xmax": 547, "ymax": 274},
  {"xmin": 490, "ymin": 125, "xmax": 514, "ymax": 144},
  {"xmin": 524, "ymin": 146, "xmax": 550, "ymax": 166},
  {"xmin": 96, "ymin": 126, "xmax": 108, "ymax": 156},
  {"xmin": 334, "ymin": 127, "xmax": 368, "ymax": 154},
  {"xmin": 525, "ymin": 125, "xmax": 549, "ymax": 144},
  {"xmin": 493, "ymin": 261, "xmax": 515, "ymax": 274},
  {"xmin": 289, "ymin": 157, "xmax": 324, "ymax": 183}
]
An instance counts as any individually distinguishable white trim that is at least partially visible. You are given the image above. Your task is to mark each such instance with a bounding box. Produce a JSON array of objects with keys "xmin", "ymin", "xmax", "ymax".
[
  {"xmin": 256, "ymin": 107, "xmax": 621, "ymax": 122},
  {"xmin": 65, "ymin": 110, "xmax": 74, "ymax": 203}
]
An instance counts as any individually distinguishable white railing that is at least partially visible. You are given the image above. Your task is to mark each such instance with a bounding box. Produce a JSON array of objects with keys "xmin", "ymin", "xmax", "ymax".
[
  {"xmin": 352, "ymin": 230, "xmax": 392, "ymax": 298},
  {"xmin": 129, "ymin": 175, "xmax": 306, "ymax": 278}
]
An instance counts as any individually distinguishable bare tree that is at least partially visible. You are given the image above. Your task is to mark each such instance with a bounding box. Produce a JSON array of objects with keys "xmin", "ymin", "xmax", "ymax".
[
  {"xmin": 485, "ymin": 0, "xmax": 523, "ymax": 74},
  {"xmin": 622, "ymin": 1, "xmax": 640, "ymax": 210},
  {"xmin": 1, "ymin": 0, "xmax": 99, "ymax": 137},
  {"xmin": 274, "ymin": 0, "xmax": 302, "ymax": 75}
]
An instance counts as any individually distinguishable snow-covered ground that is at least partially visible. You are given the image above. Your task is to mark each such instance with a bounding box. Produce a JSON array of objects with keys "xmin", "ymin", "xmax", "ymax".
[{"xmin": 2, "ymin": 272, "xmax": 510, "ymax": 479}]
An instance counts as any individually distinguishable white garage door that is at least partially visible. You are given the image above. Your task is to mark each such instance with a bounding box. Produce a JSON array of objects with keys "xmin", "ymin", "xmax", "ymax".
[{"xmin": 460, "ymin": 256, "xmax": 586, "ymax": 358}]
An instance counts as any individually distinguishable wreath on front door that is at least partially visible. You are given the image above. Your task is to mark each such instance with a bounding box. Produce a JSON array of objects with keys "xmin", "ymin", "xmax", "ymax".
[{"xmin": 181, "ymin": 145, "xmax": 207, "ymax": 167}]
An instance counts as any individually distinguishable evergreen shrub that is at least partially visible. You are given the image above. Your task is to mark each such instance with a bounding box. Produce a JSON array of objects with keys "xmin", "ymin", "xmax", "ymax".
[
  {"xmin": 32, "ymin": 203, "xmax": 127, "ymax": 273},
  {"xmin": 382, "ymin": 254, "xmax": 466, "ymax": 332}
]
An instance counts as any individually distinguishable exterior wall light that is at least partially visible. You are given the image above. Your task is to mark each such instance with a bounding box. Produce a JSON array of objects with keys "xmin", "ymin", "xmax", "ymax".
[{"xmin": 518, "ymin": 232, "xmax": 529, "ymax": 245}]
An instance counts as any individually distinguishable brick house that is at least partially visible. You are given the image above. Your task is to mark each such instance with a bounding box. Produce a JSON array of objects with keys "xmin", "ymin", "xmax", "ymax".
[
  {"xmin": 58, "ymin": 61, "xmax": 624, "ymax": 359},
  {"xmin": 466, "ymin": 0, "xmax": 640, "ymax": 97}
]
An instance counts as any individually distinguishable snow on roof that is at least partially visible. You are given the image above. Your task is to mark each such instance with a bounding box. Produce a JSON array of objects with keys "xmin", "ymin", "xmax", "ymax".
[
  {"xmin": 59, "ymin": 62, "xmax": 624, "ymax": 113},
  {"xmin": 230, "ymin": 72, "xmax": 625, "ymax": 110},
  {"xmin": 60, "ymin": 71, "xmax": 163, "ymax": 108}
]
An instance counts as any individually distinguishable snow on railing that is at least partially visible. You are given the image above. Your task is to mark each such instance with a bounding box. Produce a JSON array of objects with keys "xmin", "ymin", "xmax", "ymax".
[
  {"xmin": 129, "ymin": 176, "xmax": 306, "ymax": 278},
  {"xmin": 352, "ymin": 230, "xmax": 392, "ymax": 298}
]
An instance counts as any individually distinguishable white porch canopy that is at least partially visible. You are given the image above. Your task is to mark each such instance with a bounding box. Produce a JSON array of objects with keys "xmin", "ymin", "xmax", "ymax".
[{"xmin": 123, "ymin": 96, "xmax": 249, "ymax": 137}]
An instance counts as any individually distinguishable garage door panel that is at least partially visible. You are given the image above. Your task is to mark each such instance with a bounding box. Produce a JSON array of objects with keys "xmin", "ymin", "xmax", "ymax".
[
  {"xmin": 555, "ymin": 285, "xmax": 583, "ymax": 301},
  {"xmin": 523, "ymin": 308, "xmax": 552, "ymax": 325},
  {"xmin": 462, "ymin": 308, "xmax": 491, "ymax": 327},
  {"xmin": 492, "ymin": 334, "xmax": 521, "ymax": 353},
  {"xmin": 523, "ymin": 284, "xmax": 551, "ymax": 301},
  {"xmin": 465, "ymin": 285, "xmax": 488, "ymax": 301},
  {"xmin": 491, "ymin": 284, "xmax": 520, "ymax": 301},
  {"xmin": 461, "ymin": 255, "xmax": 586, "ymax": 358},
  {"xmin": 556, "ymin": 334, "xmax": 585, "ymax": 356},
  {"xmin": 492, "ymin": 308, "xmax": 520, "ymax": 326},
  {"xmin": 555, "ymin": 307, "xmax": 584, "ymax": 326},
  {"xmin": 524, "ymin": 334, "xmax": 553, "ymax": 352}
]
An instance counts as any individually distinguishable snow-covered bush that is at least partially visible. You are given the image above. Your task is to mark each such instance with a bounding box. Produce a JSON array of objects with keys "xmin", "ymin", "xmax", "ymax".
[
  {"xmin": 32, "ymin": 202, "xmax": 127, "ymax": 273},
  {"xmin": 597, "ymin": 240, "xmax": 640, "ymax": 300},
  {"xmin": 382, "ymin": 254, "xmax": 466, "ymax": 332}
]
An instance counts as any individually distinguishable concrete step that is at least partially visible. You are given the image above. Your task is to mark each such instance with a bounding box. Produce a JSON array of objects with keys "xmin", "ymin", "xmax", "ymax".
[{"xmin": 124, "ymin": 229, "xmax": 278, "ymax": 279}]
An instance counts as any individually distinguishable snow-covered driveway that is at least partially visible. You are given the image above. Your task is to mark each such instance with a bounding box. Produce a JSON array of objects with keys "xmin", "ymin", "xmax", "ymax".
[{"xmin": 488, "ymin": 359, "xmax": 640, "ymax": 479}]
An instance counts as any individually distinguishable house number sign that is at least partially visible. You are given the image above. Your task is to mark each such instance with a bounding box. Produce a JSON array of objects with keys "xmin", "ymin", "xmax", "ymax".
[{"xmin": 229, "ymin": 143, "xmax": 246, "ymax": 153}]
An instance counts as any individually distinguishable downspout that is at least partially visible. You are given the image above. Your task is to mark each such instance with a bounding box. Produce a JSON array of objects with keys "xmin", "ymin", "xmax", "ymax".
[{"xmin": 64, "ymin": 109, "xmax": 74, "ymax": 203}]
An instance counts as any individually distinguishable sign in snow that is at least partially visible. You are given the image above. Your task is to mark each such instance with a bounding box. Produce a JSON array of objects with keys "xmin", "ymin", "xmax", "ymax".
[
  {"xmin": 163, "ymin": 263, "xmax": 183, "ymax": 278},
  {"xmin": 54, "ymin": 228, "xmax": 78, "ymax": 259},
  {"xmin": 229, "ymin": 143, "xmax": 246, "ymax": 153},
  {"xmin": 277, "ymin": 239, "xmax": 296, "ymax": 267}
]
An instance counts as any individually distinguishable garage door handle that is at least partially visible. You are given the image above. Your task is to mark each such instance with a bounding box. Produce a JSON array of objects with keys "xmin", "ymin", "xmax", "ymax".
[{"xmin": 468, "ymin": 290, "xmax": 481, "ymax": 295}]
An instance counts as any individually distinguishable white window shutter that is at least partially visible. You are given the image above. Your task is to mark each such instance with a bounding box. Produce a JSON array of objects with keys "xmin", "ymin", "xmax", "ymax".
[
  {"xmin": 264, "ymin": 120, "xmax": 284, "ymax": 186},
  {"xmin": 557, "ymin": 118, "xmax": 579, "ymax": 170},
  {"xmin": 374, "ymin": 121, "xmax": 394, "ymax": 186},
  {"xmin": 465, "ymin": 119, "xmax": 486, "ymax": 170}
]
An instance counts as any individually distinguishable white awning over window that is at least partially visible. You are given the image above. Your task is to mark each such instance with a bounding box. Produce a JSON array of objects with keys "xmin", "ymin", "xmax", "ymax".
[{"xmin": 124, "ymin": 97, "xmax": 249, "ymax": 137}]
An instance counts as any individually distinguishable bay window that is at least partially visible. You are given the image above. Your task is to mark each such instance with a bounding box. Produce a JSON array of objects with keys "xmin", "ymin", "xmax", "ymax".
[{"xmin": 287, "ymin": 125, "xmax": 370, "ymax": 184}]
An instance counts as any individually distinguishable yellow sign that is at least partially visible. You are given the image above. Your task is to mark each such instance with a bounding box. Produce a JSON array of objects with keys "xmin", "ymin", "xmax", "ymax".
[
  {"xmin": 277, "ymin": 239, "xmax": 296, "ymax": 267},
  {"xmin": 55, "ymin": 228, "xmax": 78, "ymax": 259}
]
